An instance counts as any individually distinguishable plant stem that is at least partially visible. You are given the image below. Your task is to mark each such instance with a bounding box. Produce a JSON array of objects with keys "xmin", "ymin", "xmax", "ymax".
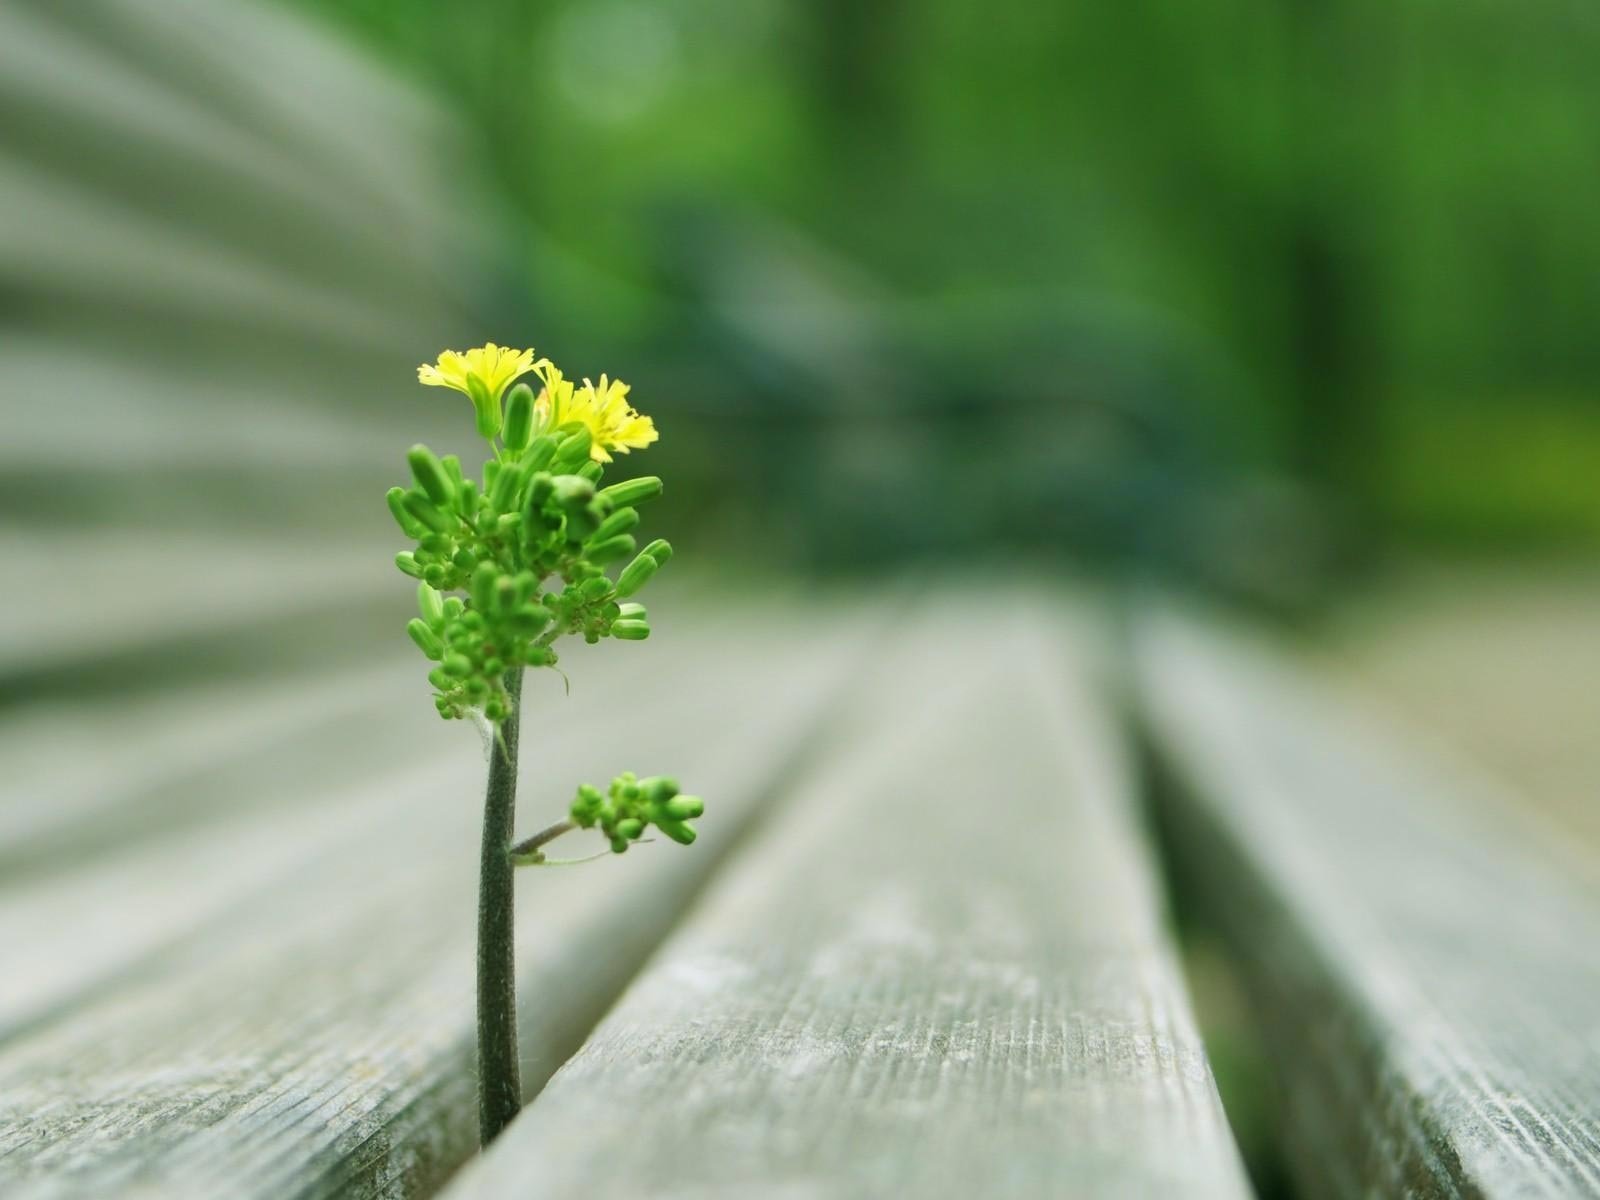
[
  {"xmin": 509, "ymin": 817, "xmax": 576, "ymax": 861},
  {"xmin": 476, "ymin": 667, "xmax": 524, "ymax": 1147}
]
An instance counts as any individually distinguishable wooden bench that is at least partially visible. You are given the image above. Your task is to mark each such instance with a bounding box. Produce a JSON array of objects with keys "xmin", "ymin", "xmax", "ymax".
[
  {"xmin": 1133, "ymin": 607, "xmax": 1600, "ymax": 1198},
  {"xmin": 441, "ymin": 599, "xmax": 1250, "ymax": 1199}
]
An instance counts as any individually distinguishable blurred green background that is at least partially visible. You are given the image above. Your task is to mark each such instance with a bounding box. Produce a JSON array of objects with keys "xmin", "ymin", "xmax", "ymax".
[{"xmin": 297, "ymin": 0, "xmax": 1600, "ymax": 592}]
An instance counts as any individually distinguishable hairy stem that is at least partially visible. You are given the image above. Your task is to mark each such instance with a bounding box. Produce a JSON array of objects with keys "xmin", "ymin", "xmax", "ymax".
[{"xmin": 477, "ymin": 667, "xmax": 524, "ymax": 1146}]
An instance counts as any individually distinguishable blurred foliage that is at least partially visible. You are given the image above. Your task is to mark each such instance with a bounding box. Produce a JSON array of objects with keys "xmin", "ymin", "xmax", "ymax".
[{"xmin": 288, "ymin": 0, "xmax": 1600, "ymax": 593}]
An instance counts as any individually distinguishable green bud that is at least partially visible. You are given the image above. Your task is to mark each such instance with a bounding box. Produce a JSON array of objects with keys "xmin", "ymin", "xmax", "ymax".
[
  {"xmin": 387, "ymin": 487, "xmax": 426, "ymax": 537},
  {"xmin": 408, "ymin": 445, "xmax": 455, "ymax": 507},
  {"xmin": 571, "ymin": 783, "xmax": 605, "ymax": 827},
  {"xmin": 512, "ymin": 605, "xmax": 552, "ymax": 635},
  {"xmin": 467, "ymin": 375, "xmax": 502, "ymax": 439},
  {"xmin": 579, "ymin": 576, "xmax": 612, "ymax": 600},
  {"xmin": 495, "ymin": 513, "xmax": 522, "ymax": 536},
  {"xmin": 617, "ymin": 602, "xmax": 646, "ymax": 620},
  {"xmin": 586, "ymin": 534, "xmax": 636, "ymax": 564},
  {"xmin": 554, "ymin": 426, "xmax": 592, "ymax": 465},
  {"xmin": 664, "ymin": 795, "xmax": 704, "ymax": 820},
  {"xmin": 403, "ymin": 491, "xmax": 453, "ymax": 534},
  {"xmin": 423, "ymin": 563, "xmax": 448, "ymax": 587},
  {"xmin": 407, "ymin": 618, "xmax": 444, "ymax": 660},
  {"xmin": 489, "ymin": 457, "xmax": 525, "ymax": 514},
  {"xmin": 640, "ymin": 776, "xmax": 678, "ymax": 800},
  {"xmin": 657, "ymin": 820, "xmax": 697, "ymax": 846},
  {"xmin": 503, "ymin": 382, "xmax": 536, "ymax": 452},
  {"xmin": 512, "ymin": 572, "xmax": 537, "ymax": 604},
  {"xmin": 615, "ymin": 818, "xmax": 644, "ymax": 840},
  {"xmin": 493, "ymin": 577, "xmax": 517, "ymax": 615},
  {"xmin": 428, "ymin": 667, "xmax": 452, "ymax": 690},
  {"xmin": 642, "ymin": 538, "xmax": 673, "ymax": 564},
  {"xmin": 610, "ymin": 835, "xmax": 630, "ymax": 854},
  {"xmin": 442, "ymin": 453, "xmax": 464, "ymax": 488},
  {"xmin": 443, "ymin": 597, "xmax": 464, "ymax": 619},
  {"xmin": 591, "ymin": 508, "xmax": 640, "ymax": 542},
  {"xmin": 598, "ymin": 476, "xmax": 663, "ymax": 507},
  {"xmin": 482, "ymin": 657, "xmax": 505, "ymax": 677},
  {"xmin": 524, "ymin": 436, "xmax": 557, "ymax": 471},
  {"xmin": 471, "ymin": 563, "xmax": 499, "ymax": 612},
  {"xmin": 483, "ymin": 697, "xmax": 506, "ymax": 722},
  {"xmin": 465, "ymin": 676, "xmax": 488, "ymax": 698},
  {"xmin": 577, "ymin": 461, "xmax": 604, "ymax": 483},
  {"xmin": 456, "ymin": 479, "xmax": 478, "ymax": 516},
  {"xmin": 614, "ymin": 551, "xmax": 659, "ymax": 598},
  {"xmin": 612, "ymin": 619, "xmax": 650, "ymax": 641},
  {"xmin": 550, "ymin": 475, "xmax": 595, "ymax": 507},
  {"xmin": 453, "ymin": 547, "xmax": 478, "ymax": 572},
  {"xmin": 417, "ymin": 583, "xmax": 445, "ymax": 626},
  {"xmin": 395, "ymin": 552, "xmax": 423, "ymax": 578},
  {"xmin": 443, "ymin": 653, "xmax": 473, "ymax": 678}
]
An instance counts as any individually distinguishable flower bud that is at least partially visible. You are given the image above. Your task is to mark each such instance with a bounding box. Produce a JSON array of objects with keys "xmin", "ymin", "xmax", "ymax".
[
  {"xmin": 591, "ymin": 508, "xmax": 640, "ymax": 542},
  {"xmin": 417, "ymin": 583, "xmax": 445, "ymax": 626},
  {"xmin": 641, "ymin": 776, "xmax": 679, "ymax": 802},
  {"xmin": 657, "ymin": 819, "xmax": 696, "ymax": 846},
  {"xmin": 407, "ymin": 445, "xmax": 455, "ymax": 507},
  {"xmin": 554, "ymin": 425, "xmax": 592, "ymax": 466},
  {"xmin": 524, "ymin": 436, "xmax": 557, "ymax": 471},
  {"xmin": 617, "ymin": 602, "xmax": 646, "ymax": 620},
  {"xmin": 443, "ymin": 653, "xmax": 473, "ymax": 678},
  {"xmin": 489, "ymin": 457, "xmax": 525, "ymax": 514},
  {"xmin": 579, "ymin": 576, "xmax": 612, "ymax": 600},
  {"xmin": 614, "ymin": 551, "xmax": 659, "ymax": 598},
  {"xmin": 407, "ymin": 618, "xmax": 444, "ymax": 660},
  {"xmin": 577, "ymin": 461, "xmax": 604, "ymax": 483},
  {"xmin": 395, "ymin": 552, "xmax": 423, "ymax": 578},
  {"xmin": 428, "ymin": 667, "xmax": 452, "ymax": 690},
  {"xmin": 502, "ymin": 383, "xmax": 536, "ymax": 452},
  {"xmin": 612, "ymin": 619, "xmax": 650, "ymax": 641},
  {"xmin": 664, "ymin": 795, "xmax": 704, "ymax": 820},
  {"xmin": 550, "ymin": 475, "xmax": 595, "ymax": 508},
  {"xmin": 467, "ymin": 374, "xmax": 502, "ymax": 439},
  {"xmin": 403, "ymin": 491, "xmax": 454, "ymax": 534},
  {"xmin": 641, "ymin": 538, "xmax": 673, "ymax": 564},
  {"xmin": 586, "ymin": 534, "xmax": 636, "ymax": 564},
  {"xmin": 470, "ymin": 563, "xmax": 499, "ymax": 612},
  {"xmin": 615, "ymin": 818, "xmax": 644, "ymax": 840},
  {"xmin": 598, "ymin": 476, "xmax": 663, "ymax": 507},
  {"xmin": 512, "ymin": 605, "xmax": 552, "ymax": 635},
  {"xmin": 387, "ymin": 487, "xmax": 425, "ymax": 537}
]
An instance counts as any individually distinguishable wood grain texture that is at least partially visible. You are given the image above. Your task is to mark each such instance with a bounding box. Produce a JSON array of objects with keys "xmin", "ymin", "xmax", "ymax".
[
  {"xmin": 446, "ymin": 599, "xmax": 1251, "ymax": 1200},
  {"xmin": 1134, "ymin": 608, "xmax": 1600, "ymax": 1199},
  {"xmin": 0, "ymin": 608, "xmax": 876, "ymax": 1200}
]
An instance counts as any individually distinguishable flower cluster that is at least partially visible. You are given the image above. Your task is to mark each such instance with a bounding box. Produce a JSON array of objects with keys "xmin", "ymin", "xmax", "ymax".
[
  {"xmin": 393, "ymin": 345, "xmax": 671, "ymax": 722},
  {"xmin": 571, "ymin": 772, "xmax": 705, "ymax": 854}
]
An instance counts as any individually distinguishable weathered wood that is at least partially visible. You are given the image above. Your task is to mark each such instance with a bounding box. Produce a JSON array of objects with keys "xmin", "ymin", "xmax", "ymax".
[
  {"xmin": 0, "ymin": 606, "xmax": 876, "ymax": 1200},
  {"xmin": 1134, "ymin": 608, "xmax": 1600, "ymax": 1199},
  {"xmin": 446, "ymin": 600, "xmax": 1251, "ymax": 1200}
]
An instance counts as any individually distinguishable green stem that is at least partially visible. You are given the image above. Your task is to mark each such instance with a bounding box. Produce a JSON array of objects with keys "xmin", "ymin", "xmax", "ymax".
[{"xmin": 476, "ymin": 667, "xmax": 524, "ymax": 1146}]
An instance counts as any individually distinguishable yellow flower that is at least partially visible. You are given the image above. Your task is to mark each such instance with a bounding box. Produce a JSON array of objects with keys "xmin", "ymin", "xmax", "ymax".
[
  {"xmin": 535, "ymin": 365, "xmax": 658, "ymax": 462},
  {"xmin": 417, "ymin": 343, "xmax": 541, "ymax": 401}
]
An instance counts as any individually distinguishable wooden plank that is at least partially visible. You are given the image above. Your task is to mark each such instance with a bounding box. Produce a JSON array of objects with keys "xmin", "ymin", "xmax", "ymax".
[
  {"xmin": 1134, "ymin": 608, "xmax": 1600, "ymax": 1199},
  {"xmin": 0, "ymin": 603, "xmax": 876, "ymax": 1200},
  {"xmin": 446, "ymin": 599, "xmax": 1251, "ymax": 1200}
]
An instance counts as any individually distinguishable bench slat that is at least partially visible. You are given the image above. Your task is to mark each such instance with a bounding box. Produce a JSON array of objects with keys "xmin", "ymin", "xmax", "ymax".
[
  {"xmin": 1134, "ymin": 609, "xmax": 1600, "ymax": 1198},
  {"xmin": 446, "ymin": 600, "xmax": 1251, "ymax": 1200},
  {"xmin": 0, "ymin": 605, "xmax": 876, "ymax": 1199}
]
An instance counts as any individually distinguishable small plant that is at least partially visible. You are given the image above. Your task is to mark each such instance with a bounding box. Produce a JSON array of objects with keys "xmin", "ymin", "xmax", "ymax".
[{"xmin": 390, "ymin": 344, "xmax": 704, "ymax": 1146}]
